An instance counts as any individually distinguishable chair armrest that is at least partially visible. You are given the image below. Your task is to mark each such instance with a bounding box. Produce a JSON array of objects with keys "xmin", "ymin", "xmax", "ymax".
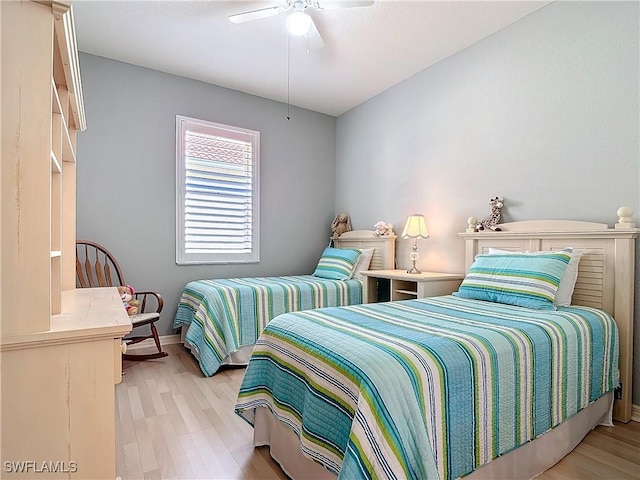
[{"xmin": 134, "ymin": 291, "xmax": 164, "ymax": 314}]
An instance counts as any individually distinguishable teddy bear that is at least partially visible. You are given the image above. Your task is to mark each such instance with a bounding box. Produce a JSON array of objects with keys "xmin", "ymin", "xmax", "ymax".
[
  {"xmin": 117, "ymin": 285, "xmax": 140, "ymax": 316},
  {"xmin": 331, "ymin": 213, "xmax": 352, "ymax": 240},
  {"xmin": 373, "ymin": 221, "xmax": 394, "ymax": 236}
]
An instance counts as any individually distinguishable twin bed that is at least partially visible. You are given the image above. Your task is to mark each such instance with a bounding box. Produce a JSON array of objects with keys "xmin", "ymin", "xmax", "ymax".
[
  {"xmin": 173, "ymin": 231, "xmax": 396, "ymax": 376},
  {"xmin": 174, "ymin": 210, "xmax": 637, "ymax": 480}
]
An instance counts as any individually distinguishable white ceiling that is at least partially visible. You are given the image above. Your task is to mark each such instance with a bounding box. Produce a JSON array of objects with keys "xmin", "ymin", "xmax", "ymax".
[{"xmin": 73, "ymin": 0, "xmax": 550, "ymax": 117}]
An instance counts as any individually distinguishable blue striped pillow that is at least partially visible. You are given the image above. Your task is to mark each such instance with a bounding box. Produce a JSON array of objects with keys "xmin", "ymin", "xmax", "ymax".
[
  {"xmin": 313, "ymin": 247, "xmax": 362, "ymax": 280},
  {"xmin": 455, "ymin": 252, "xmax": 571, "ymax": 310}
]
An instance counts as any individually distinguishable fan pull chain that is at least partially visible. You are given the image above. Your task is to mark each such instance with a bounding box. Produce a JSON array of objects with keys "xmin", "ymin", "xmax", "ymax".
[{"xmin": 286, "ymin": 34, "xmax": 291, "ymax": 120}]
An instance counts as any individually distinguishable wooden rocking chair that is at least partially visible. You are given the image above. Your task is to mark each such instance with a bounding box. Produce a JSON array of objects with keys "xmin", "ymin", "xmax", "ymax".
[{"xmin": 76, "ymin": 240, "xmax": 168, "ymax": 361}]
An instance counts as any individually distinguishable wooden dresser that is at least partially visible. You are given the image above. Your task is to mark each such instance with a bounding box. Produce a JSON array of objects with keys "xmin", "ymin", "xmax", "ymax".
[{"xmin": 1, "ymin": 1, "xmax": 132, "ymax": 478}]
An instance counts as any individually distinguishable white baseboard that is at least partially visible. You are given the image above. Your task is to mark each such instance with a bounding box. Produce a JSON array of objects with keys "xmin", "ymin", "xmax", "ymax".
[
  {"xmin": 632, "ymin": 404, "xmax": 640, "ymax": 423},
  {"xmin": 125, "ymin": 334, "xmax": 182, "ymax": 351}
]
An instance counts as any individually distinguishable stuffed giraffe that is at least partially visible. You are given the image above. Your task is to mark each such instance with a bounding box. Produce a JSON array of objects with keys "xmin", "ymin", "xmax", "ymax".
[{"xmin": 478, "ymin": 196, "xmax": 504, "ymax": 231}]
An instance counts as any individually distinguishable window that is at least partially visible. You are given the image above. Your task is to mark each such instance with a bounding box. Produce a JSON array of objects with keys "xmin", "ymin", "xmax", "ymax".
[{"xmin": 176, "ymin": 115, "xmax": 260, "ymax": 265}]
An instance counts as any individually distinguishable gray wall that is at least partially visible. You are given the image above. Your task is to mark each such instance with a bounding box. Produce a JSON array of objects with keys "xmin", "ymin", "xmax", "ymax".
[
  {"xmin": 78, "ymin": 2, "xmax": 640, "ymax": 403},
  {"xmin": 335, "ymin": 2, "xmax": 640, "ymax": 402},
  {"xmin": 76, "ymin": 54, "xmax": 337, "ymax": 337}
]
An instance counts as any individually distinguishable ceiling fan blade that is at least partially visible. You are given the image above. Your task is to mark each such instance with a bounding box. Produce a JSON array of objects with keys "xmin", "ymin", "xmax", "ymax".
[
  {"xmin": 305, "ymin": 16, "xmax": 324, "ymax": 51},
  {"xmin": 312, "ymin": 0, "xmax": 374, "ymax": 10},
  {"xmin": 229, "ymin": 5, "xmax": 287, "ymax": 24}
]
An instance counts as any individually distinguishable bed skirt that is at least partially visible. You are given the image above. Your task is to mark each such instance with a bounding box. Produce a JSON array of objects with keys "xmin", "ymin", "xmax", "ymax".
[
  {"xmin": 252, "ymin": 392, "xmax": 613, "ymax": 480},
  {"xmin": 180, "ymin": 325, "xmax": 255, "ymax": 366}
]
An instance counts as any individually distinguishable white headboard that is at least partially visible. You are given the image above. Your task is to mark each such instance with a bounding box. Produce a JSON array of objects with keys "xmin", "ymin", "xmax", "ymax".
[
  {"xmin": 334, "ymin": 230, "xmax": 396, "ymax": 270},
  {"xmin": 459, "ymin": 208, "xmax": 638, "ymax": 422}
]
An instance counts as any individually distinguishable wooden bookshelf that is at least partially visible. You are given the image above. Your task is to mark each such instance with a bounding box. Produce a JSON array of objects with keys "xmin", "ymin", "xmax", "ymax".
[{"xmin": 1, "ymin": 1, "xmax": 131, "ymax": 477}]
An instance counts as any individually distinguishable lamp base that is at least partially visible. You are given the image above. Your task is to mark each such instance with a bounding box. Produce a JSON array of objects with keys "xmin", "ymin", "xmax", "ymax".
[{"xmin": 407, "ymin": 240, "xmax": 421, "ymax": 274}]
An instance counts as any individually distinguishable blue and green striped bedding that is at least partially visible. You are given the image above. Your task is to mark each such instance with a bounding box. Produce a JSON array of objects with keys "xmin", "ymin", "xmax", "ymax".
[
  {"xmin": 173, "ymin": 275, "xmax": 363, "ymax": 376},
  {"xmin": 235, "ymin": 295, "xmax": 619, "ymax": 480}
]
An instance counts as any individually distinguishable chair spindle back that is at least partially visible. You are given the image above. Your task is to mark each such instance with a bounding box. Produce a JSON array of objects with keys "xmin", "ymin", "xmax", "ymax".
[{"xmin": 76, "ymin": 240, "xmax": 126, "ymax": 288}]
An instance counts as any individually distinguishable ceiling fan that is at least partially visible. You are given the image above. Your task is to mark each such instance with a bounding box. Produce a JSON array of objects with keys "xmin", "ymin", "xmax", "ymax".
[{"xmin": 229, "ymin": 0, "xmax": 375, "ymax": 50}]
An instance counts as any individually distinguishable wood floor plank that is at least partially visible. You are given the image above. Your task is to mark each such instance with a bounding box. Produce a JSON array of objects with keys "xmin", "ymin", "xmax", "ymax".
[
  {"xmin": 178, "ymin": 432, "xmax": 212, "ymax": 479},
  {"xmin": 116, "ymin": 380, "xmax": 137, "ymax": 445},
  {"xmin": 203, "ymin": 407, "xmax": 253, "ymax": 454},
  {"xmin": 146, "ymin": 378, "xmax": 168, "ymax": 416},
  {"xmin": 127, "ymin": 385, "xmax": 146, "ymax": 421},
  {"xmin": 122, "ymin": 442, "xmax": 144, "ymax": 480},
  {"xmin": 173, "ymin": 393, "xmax": 202, "ymax": 433},
  {"xmin": 146, "ymin": 415, "xmax": 178, "ymax": 479},
  {"xmin": 180, "ymin": 374, "xmax": 214, "ymax": 410},
  {"xmin": 180, "ymin": 379, "xmax": 215, "ymax": 430},
  {"xmin": 199, "ymin": 426, "xmax": 245, "ymax": 478},
  {"xmin": 193, "ymin": 374, "xmax": 223, "ymax": 406},
  {"xmin": 136, "ymin": 373, "xmax": 159, "ymax": 418},
  {"xmin": 115, "ymin": 425, "xmax": 127, "ymax": 480},
  {"xmin": 156, "ymin": 413, "xmax": 196, "ymax": 479},
  {"xmin": 594, "ymin": 422, "xmax": 640, "ymax": 447},
  {"xmin": 133, "ymin": 417, "xmax": 158, "ymax": 474},
  {"xmin": 159, "ymin": 364, "xmax": 183, "ymax": 396},
  {"xmin": 142, "ymin": 469, "xmax": 161, "ymax": 480},
  {"xmin": 160, "ymin": 390, "xmax": 189, "ymax": 436},
  {"xmin": 548, "ymin": 449, "xmax": 638, "ymax": 480},
  {"xmin": 155, "ymin": 372, "xmax": 170, "ymax": 394},
  {"xmin": 116, "ymin": 344, "xmax": 640, "ymax": 480},
  {"xmin": 574, "ymin": 442, "xmax": 639, "ymax": 477},
  {"xmin": 582, "ymin": 429, "xmax": 640, "ymax": 465}
]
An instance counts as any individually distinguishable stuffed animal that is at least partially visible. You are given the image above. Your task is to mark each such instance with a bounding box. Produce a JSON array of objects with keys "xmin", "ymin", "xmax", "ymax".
[
  {"xmin": 478, "ymin": 196, "xmax": 504, "ymax": 231},
  {"xmin": 117, "ymin": 285, "xmax": 140, "ymax": 316},
  {"xmin": 331, "ymin": 213, "xmax": 352, "ymax": 239},
  {"xmin": 373, "ymin": 221, "xmax": 394, "ymax": 236}
]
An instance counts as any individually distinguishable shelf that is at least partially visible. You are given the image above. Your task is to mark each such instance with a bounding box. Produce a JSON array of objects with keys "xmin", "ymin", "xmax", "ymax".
[
  {"xmin": 395, "ymin": 289, "xmax": 418, "ymax": 296},
  {"xmin": 362, "ymin": 270, "xmax": 465, "ymax": 303}
]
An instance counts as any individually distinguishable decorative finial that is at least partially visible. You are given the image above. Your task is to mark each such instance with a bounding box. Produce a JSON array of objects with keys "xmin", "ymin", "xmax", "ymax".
[
  {"xmin": 467, "ymin": 216, "xmax": 478, "ymax": 233},
  {"xmin": 615, "ymin": 206, "xmax": 635, "ymax": 229}
]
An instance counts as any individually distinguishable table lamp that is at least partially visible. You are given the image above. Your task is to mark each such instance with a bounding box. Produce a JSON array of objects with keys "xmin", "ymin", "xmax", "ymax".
[{"xmin": 401, "ymin": 214, "xmax": 429, "ymax": 274}]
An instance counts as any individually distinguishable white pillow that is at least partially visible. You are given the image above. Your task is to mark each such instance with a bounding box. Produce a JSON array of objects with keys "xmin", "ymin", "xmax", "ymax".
[
  {"xmin": 555, "ymin": 250, "xmax": 583, "ymax": 306},
  {"xmin": 352, "ymin": 248, "xmax": 375, "ymax": 281},
  {"xmin": 487, "ymin": 247, "xmax": 583, "ymax": 306}
]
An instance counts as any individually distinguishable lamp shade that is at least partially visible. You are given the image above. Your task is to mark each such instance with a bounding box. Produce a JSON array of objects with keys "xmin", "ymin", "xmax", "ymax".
[
  {"xmin": 401, "ymin": 214, "xmax": 429, "ymax": 239},
  {"xmin": 287, "ymin": 11, "xmax": 312, "ymax": 36}
]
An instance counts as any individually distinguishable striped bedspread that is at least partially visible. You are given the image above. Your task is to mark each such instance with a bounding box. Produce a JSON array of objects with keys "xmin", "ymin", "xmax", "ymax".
[
  {"xmin": 235, "ymin": 295, "xmax": 619, "ymax": 480},
  {"xmin": 173, "ymin": 275, "xmax": 363, "ymax": 376}
]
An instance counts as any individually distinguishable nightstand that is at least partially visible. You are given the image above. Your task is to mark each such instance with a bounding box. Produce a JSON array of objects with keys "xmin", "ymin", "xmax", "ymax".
[{"xmin": 360, "ymin": 270, "xmax": 465, "ymax": 303}]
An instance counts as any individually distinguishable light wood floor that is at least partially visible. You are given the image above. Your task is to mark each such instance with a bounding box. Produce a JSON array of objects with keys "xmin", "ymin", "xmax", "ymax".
[{"xmin": 117, "ymin": 344, "xmax": 640, "ymax": 480}]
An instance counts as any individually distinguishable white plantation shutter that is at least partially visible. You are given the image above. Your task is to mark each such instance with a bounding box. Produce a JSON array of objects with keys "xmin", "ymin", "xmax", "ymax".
[{"xmin": 176, "ymin": 116, "xmax": 260, "ymax": 264}]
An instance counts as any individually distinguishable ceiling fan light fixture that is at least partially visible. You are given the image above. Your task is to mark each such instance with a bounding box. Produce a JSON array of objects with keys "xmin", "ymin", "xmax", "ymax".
[{"xmin": 287, "ymin": 11, "xmax": 312, "ymax": 36}]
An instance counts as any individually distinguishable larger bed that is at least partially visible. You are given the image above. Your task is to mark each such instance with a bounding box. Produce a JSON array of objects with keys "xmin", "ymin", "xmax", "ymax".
[
  {"xmin": 234, "ymin": 210, "xmax": 637, "ymax": 480},
  {"xmin": 173, "ymin": 230, "xmax": 396, "ymax": 376}
]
